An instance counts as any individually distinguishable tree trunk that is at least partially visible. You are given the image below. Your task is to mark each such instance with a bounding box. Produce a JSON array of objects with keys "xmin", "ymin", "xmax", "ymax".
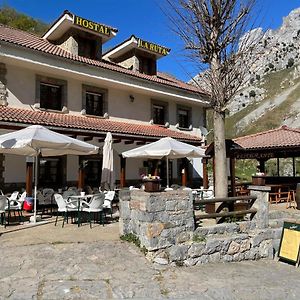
[{"xmin": 213, "ymin": 110, "xmax": 228, "ymax": 197}]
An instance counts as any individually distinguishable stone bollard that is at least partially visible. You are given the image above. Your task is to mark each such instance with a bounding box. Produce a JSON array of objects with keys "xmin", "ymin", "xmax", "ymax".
[
  {"xmin": 248, "ymin": 185, "xmax": 271, "ymax": 229},
  {"xmin": 119, "ymin": 189, "xmax": 195, "ymax": 251}
]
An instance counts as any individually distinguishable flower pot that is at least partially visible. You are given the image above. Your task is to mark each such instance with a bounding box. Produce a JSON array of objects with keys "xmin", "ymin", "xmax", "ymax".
[
  {"xmin": 143, "ymin": 180, "xmax": 161, "ymax": 192},
  {"xmin": 252, "ymin": 176, "xmax": 265, "ymax": 185}
]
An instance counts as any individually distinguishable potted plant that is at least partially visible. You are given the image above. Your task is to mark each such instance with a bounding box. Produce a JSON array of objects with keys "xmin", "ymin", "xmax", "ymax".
[{"xmin": 141, "ymin": 174, "xmax": 161, "ymax": 192}]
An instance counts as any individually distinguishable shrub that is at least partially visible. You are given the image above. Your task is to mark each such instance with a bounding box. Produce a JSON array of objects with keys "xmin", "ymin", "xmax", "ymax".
[
  {"xmin": 249, "ymin": 90, "xmax": 256, "ymax": 97},
  {"xmin": 287, "ymin": 58, "xmax": 294, "ymax": 68}
]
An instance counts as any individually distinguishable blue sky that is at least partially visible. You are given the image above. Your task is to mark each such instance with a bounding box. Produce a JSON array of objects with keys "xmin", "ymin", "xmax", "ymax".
[{"xmin": 1, "ymin": 0, "xmax": 300, "ymax": 81}]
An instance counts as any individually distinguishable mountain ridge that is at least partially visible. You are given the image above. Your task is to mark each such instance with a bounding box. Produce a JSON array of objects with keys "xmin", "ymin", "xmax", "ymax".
[{"xmin": 192, "ymin": 7, "xmax": 300, "ymax": 138}]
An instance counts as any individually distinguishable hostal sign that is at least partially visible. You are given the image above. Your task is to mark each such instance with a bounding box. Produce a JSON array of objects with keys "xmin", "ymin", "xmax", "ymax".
[
  {"xmin": 74, "ymin": 15, "xmax": 111, "ymax": 36},
  {"xmin": 137, "ymin": 38, "xmax": 170, "ymax": 56}
]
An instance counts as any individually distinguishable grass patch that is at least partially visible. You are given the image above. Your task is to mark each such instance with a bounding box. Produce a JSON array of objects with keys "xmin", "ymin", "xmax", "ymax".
[
  {"xmin": 244, "ymin": 81, "xmax": 300, "ymax": 135},
  {"xmin": 120, "ymin": 233, "xmax": 148, "ymax": 255},
  {"xmin": 192, "ymin": 234, "xmax": 206, "ymax": 243}
]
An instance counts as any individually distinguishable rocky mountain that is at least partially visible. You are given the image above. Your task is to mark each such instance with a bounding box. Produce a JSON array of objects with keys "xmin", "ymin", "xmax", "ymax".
[{"xmin": 193, "ymin": 7, "xmax": 300, "ymax": 138}]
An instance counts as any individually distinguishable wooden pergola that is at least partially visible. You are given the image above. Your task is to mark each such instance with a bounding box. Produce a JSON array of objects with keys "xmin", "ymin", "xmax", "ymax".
[{"xmin": 205, "ymin": 126, "xmax": 300, "ymax": 195}]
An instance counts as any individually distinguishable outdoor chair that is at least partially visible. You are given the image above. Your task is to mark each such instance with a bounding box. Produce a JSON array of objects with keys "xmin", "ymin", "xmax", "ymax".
[
  {"xmin": 81, "ymin": 193, "xmax": 105, "ymax": 228},
  {"xmin": 53, "ymin": 193, "xmax": 78, "ymax": 227},
  {"xmin": 8, "ymin": 191, "xmax": 19, "ymax": 202},
  {"xmin": 62, "ymin": 189, "xmax": 78, "ymax": 200},
  {"xmin": 5, "ymin": 194, "xmax": 23, "ymax": 225},
  {"xmin": 0, "ymin": 195, "xmax": 7, "ymax": 227},
  {"xmin": 103, "ymin": 191, "xmax": 115, "ymax": 220}
]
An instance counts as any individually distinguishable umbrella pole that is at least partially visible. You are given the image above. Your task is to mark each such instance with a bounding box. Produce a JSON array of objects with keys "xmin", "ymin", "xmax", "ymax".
[
  {"xmin": 166, "ymin": 157, "xmax": 169, "ymax": 188},
  {"xmin": 33, "ymin": 155, "xmax": 38, "ymax": 223}
]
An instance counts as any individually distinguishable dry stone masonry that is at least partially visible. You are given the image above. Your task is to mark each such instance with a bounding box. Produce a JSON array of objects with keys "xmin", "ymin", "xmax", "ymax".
[{"xmin": 119, "ymin": 186, "xmax": 283, "ymax": 266}]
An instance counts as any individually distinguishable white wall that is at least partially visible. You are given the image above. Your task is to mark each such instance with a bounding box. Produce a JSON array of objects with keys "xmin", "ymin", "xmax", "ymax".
[
  {"xmin": 3, "ymin": 154, "xmax": 26, "ymax": 183},
  {"xmin": 67, "ymin": 155, "xmax": 79, "ymax": 182},
  {"xmin": 6, "ymin": 64, "xmax": 36, "ymax": 107},
  {"xmin": 3, "ymin": 59, "xmax": 206, "ymax": 186},
  {"xmin": 5, "ymin": 63, "xmax": 206, "ymax": 130}
]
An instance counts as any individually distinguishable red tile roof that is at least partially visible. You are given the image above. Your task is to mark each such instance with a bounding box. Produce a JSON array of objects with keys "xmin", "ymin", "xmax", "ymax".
[
  {"xmin": 0, "ymin": 106, "xmax": 202, "ymax": 144},
  {"xmin": 234, "ymin": 126, "xmax": 300, "ymax": 150},
  {"xmin": 0, "ymin": 25, "xmax": 206, "ymax": 95}
]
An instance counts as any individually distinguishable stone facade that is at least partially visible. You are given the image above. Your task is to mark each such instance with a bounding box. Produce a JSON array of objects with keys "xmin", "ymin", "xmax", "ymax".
[{"xmin": 119, "ymin": 187, "xmax": 283, "ymax": 266}]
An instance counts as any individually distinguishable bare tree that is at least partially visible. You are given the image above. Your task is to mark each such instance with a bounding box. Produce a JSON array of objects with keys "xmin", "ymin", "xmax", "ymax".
[{"xmin": 166, "ymin": 0, "xmax": 261, "ymax": 197}]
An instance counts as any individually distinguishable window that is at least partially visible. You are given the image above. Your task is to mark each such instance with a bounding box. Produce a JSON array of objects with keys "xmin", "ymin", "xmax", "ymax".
[
  {"xmin": 177, "ymin": 106, "xmax": 191, "ymax": 129},
  {"xmin": 152, "ymin": 101, "xmax": 168, "ymax": 125},
  {"xmin": 40, "ymin": 83, "xmax": 62, "ymax": 110},
  {"xmin": 86, "ymin": 92, "xmax": 103, "ymax": 116},
  {"xmin": 39, "ymin": 157, "xmax": 63, "ymax": 187},
  {"xmin": 77, "ymin": 36, "xmax": 99, "ymax": 59},
  {"xmin": 36, "ymin": 76, "xmax": 67, "ymax": 111},
  {"xmin": 139, "ymin": 56, "xmax": 156, "ymax": 75},
  {"xmin": 83, "ymin": 158, "xmax": 102, "ymax": 187},
  {"xmin": 82, "ymin": 85, "xmax": 107, "ymax": 117}
]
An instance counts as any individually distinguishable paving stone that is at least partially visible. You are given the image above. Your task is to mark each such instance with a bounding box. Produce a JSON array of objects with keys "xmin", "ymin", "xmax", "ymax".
[{"xmin": 0, "ymin": 221, "xmax": 300, "ymax": 299}]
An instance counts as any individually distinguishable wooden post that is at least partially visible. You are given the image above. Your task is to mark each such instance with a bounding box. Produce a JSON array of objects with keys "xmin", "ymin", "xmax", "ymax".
[
  {"xmin": 202, "ymin": 158, "xmax": 208, "ymax": 189},
  {"xmin": 181, "ymin": 167, "xmax": 187, "ymax": 186},
  {"xmin": 120, "ymin": 156, "xmax": 126, "ymax": 188},
  {"xmin": 293, "ymin": 157, "xmax": 296, "ymax": 177},
  {"xmin": 26, "ymin": 162, "xmax": 33, "ymax": 196},
  {"xmin": 213, "ymin": 157, "xmax": 216, "ymax": 191},
  {"xmin": 78, "ymin": 168, "xmax": 85, "ymax": 190},
  {"xmin": 153, "ymin": 160, "xmax": 159, "ymax": 176},
  {"xmin": 258, "ymin": 159, "xmax": 266, "ymax": 173}
]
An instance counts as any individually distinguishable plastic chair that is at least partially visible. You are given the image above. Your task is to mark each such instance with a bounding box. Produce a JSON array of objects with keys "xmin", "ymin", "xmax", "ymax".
[
  {"xmin": 5, "ymin": 191, "xmax": 23, "ymax": 224},
  {"xmin": 81, "ymin": 193, "xmax": 105, "ymax": 228},
  {"xmin": 103, "ymin": 191, "xmax": 115, "ymax": 220},
  {"xmin": 62, "ymin": 189, "xmax": 78, "ymax": 200},
  {"xmin": 53, "ymin": 193, "xmax": 78, "ymax": 227}
]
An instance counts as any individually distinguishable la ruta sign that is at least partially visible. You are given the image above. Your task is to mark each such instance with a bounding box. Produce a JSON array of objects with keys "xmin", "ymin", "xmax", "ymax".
[
  {"xmin": 74, "ymin": 15, "xmax": 111, "ymax": 36},
  {"xmin": 137, "ymin": 38, "xmax": 170, "ymax": 56}
]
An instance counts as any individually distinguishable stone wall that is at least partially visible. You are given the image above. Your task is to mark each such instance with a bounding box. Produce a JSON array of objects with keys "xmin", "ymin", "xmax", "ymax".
[
  {"xmin": 119, "ymin": 187, "xmax": 283, "ymax": 265},
  {"xmin": 119, "ymin": 190, "xmax": 194, "ymax": 251}
]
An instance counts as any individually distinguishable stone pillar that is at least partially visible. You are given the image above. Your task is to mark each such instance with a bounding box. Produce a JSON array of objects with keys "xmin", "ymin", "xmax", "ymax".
[
  {"xmin": 119, "ymin": 190, "xmax": 195, "ymax": 251},
  {"xmin": 248, "ymin": 185, "xmax": 271, "ymax": 229}
]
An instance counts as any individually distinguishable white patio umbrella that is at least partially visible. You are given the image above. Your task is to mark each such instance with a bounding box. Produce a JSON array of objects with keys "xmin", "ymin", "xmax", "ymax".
[
  {"xmin": 122, "ymin": 137, "xmax": 205, "ymax": 187},
  {"xmin": 100, "ymin": 132, "xmax": 114, "ymax": 190},
  {"xmin": 0, "ymin": 125, "xmax": 99, "ymax": 222}
]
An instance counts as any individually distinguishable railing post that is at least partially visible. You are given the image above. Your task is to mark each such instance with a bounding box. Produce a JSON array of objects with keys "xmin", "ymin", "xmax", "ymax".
[{"xmin": 248, "ymin": 185, "xmax": 271, "ymax": 229}]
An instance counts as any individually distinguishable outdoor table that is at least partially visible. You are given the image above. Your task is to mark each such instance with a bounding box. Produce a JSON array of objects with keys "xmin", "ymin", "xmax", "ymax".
[{"xmin": 67, "ymin": 194, "xmax": 94, "ymax": 226}]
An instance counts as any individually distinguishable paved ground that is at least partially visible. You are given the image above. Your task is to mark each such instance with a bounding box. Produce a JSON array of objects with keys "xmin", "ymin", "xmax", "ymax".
[{"xmin": 0, "ymin": 208, "xmax": 299, "ymax": 299}]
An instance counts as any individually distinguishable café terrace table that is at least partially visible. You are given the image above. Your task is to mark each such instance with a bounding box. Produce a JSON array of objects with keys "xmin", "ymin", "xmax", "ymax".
[{"xmin": 67, "ymin": 194, "xmax": 94, "ymax": 226}]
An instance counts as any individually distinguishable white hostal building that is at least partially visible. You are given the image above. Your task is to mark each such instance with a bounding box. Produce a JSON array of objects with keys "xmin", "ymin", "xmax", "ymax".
[{"xmin": 0, "ymin": 10, "xmax": 209, "ymax": 192}]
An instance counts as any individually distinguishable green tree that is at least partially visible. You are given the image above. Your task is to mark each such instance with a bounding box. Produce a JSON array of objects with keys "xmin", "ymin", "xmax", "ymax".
[{"xmin": 0, "ymin": 5, "xmax": 48, "ymax": 35}]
